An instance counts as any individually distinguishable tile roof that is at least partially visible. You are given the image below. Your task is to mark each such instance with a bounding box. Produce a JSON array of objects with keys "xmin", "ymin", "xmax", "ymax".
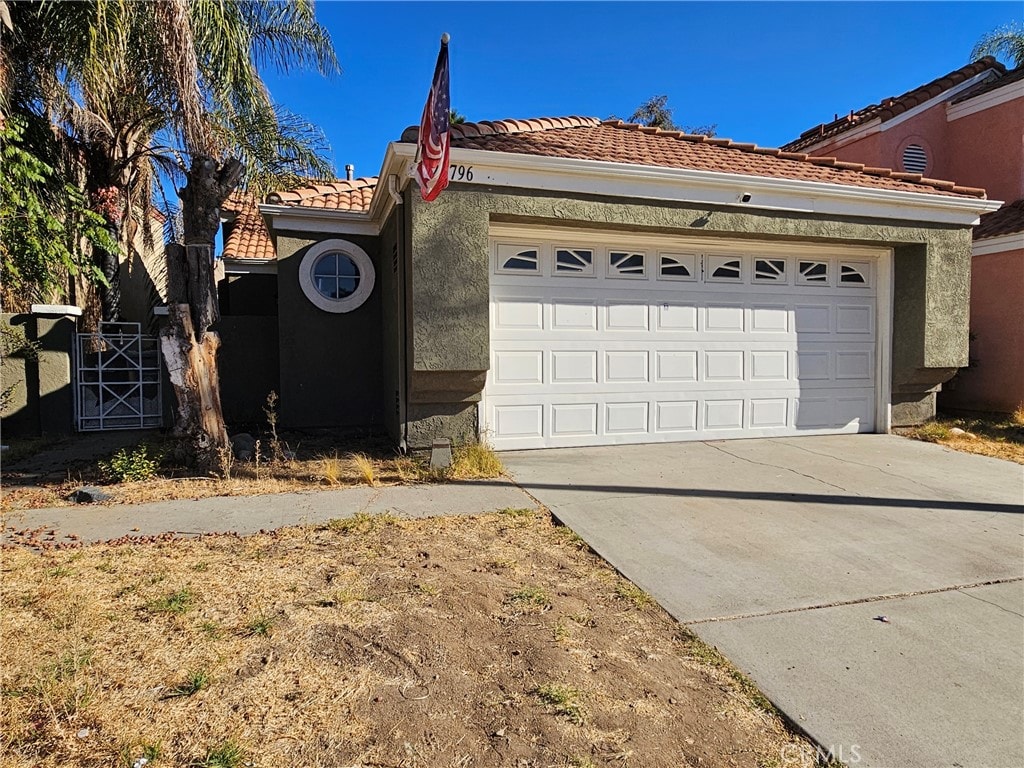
[
  {"xmin": 401, "ymin": 116, "xmax": 986, "ymax": 198},
  {"xmin": 222, "ymin": 193, "xmax": 274, "ymax": 260},
  {"xmin": 221, "ymin": 178, "xmax": 378, "ymax": 259},
  {"xmin": 975, "ymin": 198, "xmax": 1024, "ymax": 240},
  {"xmin": 782, "ymin": 57, "xmax": 1006, "ymax": 153},
  {"xmin": 951, "ymin": 64, "xmax": 1024, "ymax": 104},
  {"xmin": 265, "ymin": 177, "xmax": 377, "ymax": 211}
]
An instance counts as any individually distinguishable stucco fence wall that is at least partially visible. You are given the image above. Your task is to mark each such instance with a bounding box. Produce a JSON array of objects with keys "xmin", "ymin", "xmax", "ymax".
[
  {"xmin": 406, "ymin": 185, "xmax": 974, "ymax": 447},
  {"xmin": 1, "ymin": 311, "xmax": 78, "ymax": 438}
]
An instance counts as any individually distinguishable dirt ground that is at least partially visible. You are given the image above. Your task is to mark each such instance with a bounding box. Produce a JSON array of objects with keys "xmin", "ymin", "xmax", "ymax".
[{"xmin": 0, "ymin": 509, "xmax": 822, "ymax": 768}]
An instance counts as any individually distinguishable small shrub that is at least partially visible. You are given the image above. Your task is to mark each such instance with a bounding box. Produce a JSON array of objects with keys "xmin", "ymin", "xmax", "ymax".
[
  {"xmin": 533, "ymin": 683, "xmax": 585, "ymax": 724},
  {"xmin": 352, "ymin": 453, "xmax": 376, "ymax": 486},
  {"xmin": 100, "ymin": 445, "xmax": 159, "ymax": 483},
  {"xmin": 449, "ymin": 442, "xmax": 504, "ymax": 479}
]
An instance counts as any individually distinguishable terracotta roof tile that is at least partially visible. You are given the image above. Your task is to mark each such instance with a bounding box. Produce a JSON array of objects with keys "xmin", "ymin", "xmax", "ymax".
[
  {"xmin": 951, "ymin": 64, "xmax": 1024, "ymax": 104},
  {"xmin": 222, "ymin": 193, "xmax": 274, "ymax": 261},
  {"xmin": 782, "ymin": 57, "xmax": 1006, "ymax": 152},
  {"xmin": 221, "ymin": 178, "xmax": 378, "ymax": 259},
  {"xmin": 401, "ymin": 116, "xmax": 985, "ymax": 198},
  {"xmin": 975, "ymin": 198, "xmax": 1024, "ymax": 240},
  {"xmin": 265, "ymin": 177, "xmax": 377, "ymax": 212}
]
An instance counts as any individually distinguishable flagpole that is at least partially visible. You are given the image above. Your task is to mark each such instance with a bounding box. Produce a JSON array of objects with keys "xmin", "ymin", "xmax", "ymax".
[{"xmin": 410, "ymin": 33, "xmax": 451, "ymax": 175}]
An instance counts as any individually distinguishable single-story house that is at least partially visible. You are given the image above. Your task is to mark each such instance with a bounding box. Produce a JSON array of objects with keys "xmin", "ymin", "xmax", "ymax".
[{"xmin": 218, "ymin": 115, "xmax": 1000, "ymax": 451}]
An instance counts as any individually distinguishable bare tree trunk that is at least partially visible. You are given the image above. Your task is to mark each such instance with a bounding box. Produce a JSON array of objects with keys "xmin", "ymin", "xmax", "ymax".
[
  {"xmin": 159, "ymin": 155, "xmax": 243, "ymax": 474},
  {"xmin": 160, "ymin": 301, "xmax": 228, "ymax": 469}
]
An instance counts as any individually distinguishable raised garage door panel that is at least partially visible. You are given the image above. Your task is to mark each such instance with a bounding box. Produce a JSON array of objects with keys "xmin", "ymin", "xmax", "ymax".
[{"xmin": 485, "ymin": 236, "xmax": 882, "ymax": 450}]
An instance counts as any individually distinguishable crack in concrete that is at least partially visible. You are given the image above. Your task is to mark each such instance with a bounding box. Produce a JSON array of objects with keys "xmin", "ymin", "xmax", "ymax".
[
  {"xmin": 772, "ymin": 439, "xmax": 947, "ymax": 497},
  {"xmin": 686, "ymin": 577, "xmax": 1024, "ymax": 625},
  {"xmin": 704, "ymin": 441, "xmax": 853, "ymax": 494},
  {"xmin": 358, "ymin": 488, "xmax": 384, "ymax": 514},
  {"xmin": 956, "ymin": 586, "xmax": 1024, "ymax": 618}
]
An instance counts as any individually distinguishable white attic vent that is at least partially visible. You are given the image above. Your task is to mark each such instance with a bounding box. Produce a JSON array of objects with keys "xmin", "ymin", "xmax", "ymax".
[{"xmin": 901, "ymin": 144, "xmax": 928, "ymax": 174}]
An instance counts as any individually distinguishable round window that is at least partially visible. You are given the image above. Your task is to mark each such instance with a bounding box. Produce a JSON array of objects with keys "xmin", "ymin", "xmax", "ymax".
[{"xmin": 298, "ymin": 239, "xmax": 375, "ymax": 313}]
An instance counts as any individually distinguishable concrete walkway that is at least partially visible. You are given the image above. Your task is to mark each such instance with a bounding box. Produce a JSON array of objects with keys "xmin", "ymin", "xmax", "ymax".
[
  {"xmin": 1, "ymin": 479, "xmax": 536, "ymax": 545},
  {"xmin": 503, "ymin": 435, "xmax": 1024, "ymax": 768}
]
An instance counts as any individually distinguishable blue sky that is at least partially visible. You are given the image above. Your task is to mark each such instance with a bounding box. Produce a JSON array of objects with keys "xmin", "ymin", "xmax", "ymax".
[{"xmin": 262, "ymin": 1, "xmax": 1020, "ymax": 181}]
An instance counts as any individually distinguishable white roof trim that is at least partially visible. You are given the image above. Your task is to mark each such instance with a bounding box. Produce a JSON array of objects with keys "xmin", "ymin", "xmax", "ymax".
[
  {"xmin": 389, "ymin": 142, "xmax": 1001, "ymax": 225},
  {"xmin": 947, "ymin": 77, "xmax": 1024, "ymax": 121},
  {"xmin": 224, "ymin": 257, "xmax": 277, "ymax": 274},
  {"xmin": 973, "ymin": 232, "xmax": 1024, "ymax": 256},
  {"xmin": 258, "ymin": 204, "xmax": 378, "ymax": 236}
]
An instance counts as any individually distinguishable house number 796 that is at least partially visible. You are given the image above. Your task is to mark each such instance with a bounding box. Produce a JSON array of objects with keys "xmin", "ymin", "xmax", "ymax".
[{"xmin": 449, "ymin": 164, "xmax": 474, "ymax": 181}]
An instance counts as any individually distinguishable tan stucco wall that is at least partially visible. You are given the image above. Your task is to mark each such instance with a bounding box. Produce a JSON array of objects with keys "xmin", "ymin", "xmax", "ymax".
[{"xmin": 406, "ymin": 185, "xmax": 975, "ymax": 445}]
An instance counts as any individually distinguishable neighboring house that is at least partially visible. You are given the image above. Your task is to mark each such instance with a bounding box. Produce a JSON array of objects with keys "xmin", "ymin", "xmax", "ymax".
[
  {"xmin": 217, "ymin": 115, "xmax": 998, "ymax": 451},
  {"xmin": 783, "ymin": 57, "xmax": 1024, "ymax": 414}
]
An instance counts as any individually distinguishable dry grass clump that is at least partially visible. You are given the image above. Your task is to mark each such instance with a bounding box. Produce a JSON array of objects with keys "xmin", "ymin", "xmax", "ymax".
[
  {"xmin": 900, "ymin": 413, "xmax": 1024, "ymax": 464},
  {"xmin": 448, "ymin": 441, "xmax": 504, "ymax": 479},
  {"xmin": 1, "ymin": 511, "xmax": 820, "ymax": 768},
  {"xmin": 1013, "ymin": 403, "xmax": 1024, "ymax": 427},
  {"xmin": 317, "ymin": 452, "xmax": 345, "ymax": 486},
  {"xmin": 351, "ymin": 452, "xmax": 376, "ymax": 486}
]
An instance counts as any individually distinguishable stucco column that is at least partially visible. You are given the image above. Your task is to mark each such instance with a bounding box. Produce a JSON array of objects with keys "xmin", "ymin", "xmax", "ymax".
[{"xmin": 406, "ymin": 190, "xmax": 490, "ymax": 447}]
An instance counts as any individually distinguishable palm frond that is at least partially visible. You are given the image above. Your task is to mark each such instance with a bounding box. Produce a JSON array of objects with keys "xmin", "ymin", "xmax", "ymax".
[{"xmin": 971, "ymin": 22, "xmax": 1024, "ymax": 67}]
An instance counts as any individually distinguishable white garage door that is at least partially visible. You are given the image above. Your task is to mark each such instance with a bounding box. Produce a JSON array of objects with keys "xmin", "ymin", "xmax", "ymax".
[{"xmin": 483, "ymin": 227, "xmax": 890, "ymax": 451}]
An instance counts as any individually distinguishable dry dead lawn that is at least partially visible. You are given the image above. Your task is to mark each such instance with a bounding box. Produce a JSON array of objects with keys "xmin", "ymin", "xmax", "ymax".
[
  {"xmin": 898, "ymin": 412, "xmax": 1024, "ymax": 465},
  {"xmin": 1, "ymin": 509, "xmax": 821, "ymax": 768},
  {"xmin": 1, "ymin": 441, "xmax": 500, "ymax": 514}
]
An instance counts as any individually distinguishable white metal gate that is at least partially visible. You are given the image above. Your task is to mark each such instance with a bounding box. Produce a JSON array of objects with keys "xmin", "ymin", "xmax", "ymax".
[{"xmin": 75, "ymin": 322, "xmax": 163, "ymax": 431}]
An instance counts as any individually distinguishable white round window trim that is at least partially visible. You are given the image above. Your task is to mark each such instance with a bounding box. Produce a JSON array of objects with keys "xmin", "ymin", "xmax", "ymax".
[{"xmin": 298, "ymin": 239, "xmax": 375, "ymax": 313}]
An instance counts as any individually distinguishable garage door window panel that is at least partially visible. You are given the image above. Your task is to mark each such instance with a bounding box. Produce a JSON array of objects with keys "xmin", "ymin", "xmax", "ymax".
[
  {"xmin": 609, "ymin": 251, "xmax": 646, "ymax": 278},
  {"xmin": 496, "ymin": 244, "xmax": 541, "ymax": 274},
  {"xmin": 659, "ymin": 252, "xmax": 697, "ymax": 281},
  {"xmin": 798, "ymin": 260, "xmax": 830, "ymax": 285},
  {"xmin": 555, "ymin": 248, "xmax": 594, "ymax": 275},
  {"xmin": 707, "ymin": 255, "xmax": 744, "ymax": 282},
  {"xmin": 839, "ymin": 261, "xmax": 871, "ymax": 286},
  {"xmin": 754, "ymin": 258, "xmax": 787, "ymax": 282}
]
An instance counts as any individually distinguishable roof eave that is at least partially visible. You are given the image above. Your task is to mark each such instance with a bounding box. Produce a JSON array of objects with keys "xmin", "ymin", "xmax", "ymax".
[
  {"xmin": 257, "ymin": 203, "xmax": 378, "ymax": 236},
  {"xmin": 406, "ymin": 145, "xmax": 1001, "ymax": 226}
]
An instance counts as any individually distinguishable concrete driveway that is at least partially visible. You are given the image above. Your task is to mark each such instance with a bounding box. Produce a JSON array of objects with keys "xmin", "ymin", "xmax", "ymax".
[{"xmin": 503, "ymin": 435, "xmax": 1024, "ymax": 768}]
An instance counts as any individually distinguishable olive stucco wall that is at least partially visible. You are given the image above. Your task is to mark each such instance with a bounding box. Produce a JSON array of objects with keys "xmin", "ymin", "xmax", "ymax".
[
  {"xmin": 1, "ymin": 312, "xmax": 77, "ymax": 437},
  {"xmin": 214, "ymin": 315, "xmax": 280, "ymax": 426},
  {"xmin": 273, "ymin": 232, "xmax": 384, "ymax": 431},
  {"xmin": 407, "ymin": 185, "xmax": 974, "ymax": 445},
  {"xmin": 378, "ymin": 209, "xmax": 405, "ymax": 444}
]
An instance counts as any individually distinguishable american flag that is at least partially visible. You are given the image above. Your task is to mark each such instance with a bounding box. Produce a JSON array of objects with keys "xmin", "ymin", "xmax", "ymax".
[{"xmin": 415, "ymin": 36, "xmax": 450, "ymax": 202}]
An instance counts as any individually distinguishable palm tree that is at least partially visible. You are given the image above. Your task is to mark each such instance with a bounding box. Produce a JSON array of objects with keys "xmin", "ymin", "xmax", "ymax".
[
  {"xmin": 4, "ymin": 0, "xmax": 339, "ymax": 468},
  {"xmin": 617, "ymin": 95, "xmax": 717, "ymax": 137},
  {"xmin": 972, "ymin": 22, "xmax": 1024, "ymax": 67}
]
